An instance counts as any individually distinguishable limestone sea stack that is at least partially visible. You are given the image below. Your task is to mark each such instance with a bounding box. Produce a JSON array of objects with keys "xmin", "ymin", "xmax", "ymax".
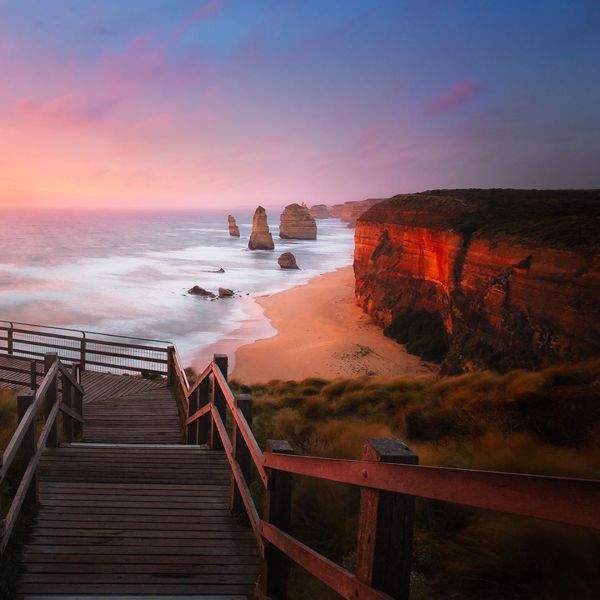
[
  {"xmin": 309, "ymin": 204, "xmax": 330, "ymax": 219},
  {"xmin": 228, "ymin": 215, "xmax": 240, "ymax": 237},
  {"xmin": 248, "ymin": 206, "xmax": 274, "ymax": 250},
  {"xmin": 279, "ymin": 203, "xmax": 317, "ymax": 239},
  {"xmin": 278, "ymin": 252, "xmax": 299, "ymax": 269}
]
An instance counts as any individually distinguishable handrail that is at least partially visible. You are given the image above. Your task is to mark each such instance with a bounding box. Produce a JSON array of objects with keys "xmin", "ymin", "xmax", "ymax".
[
  {"xmin": 261, "ymin": 522, "xmax": 393, "ymax": 600},
  {"xmin": 210, "ymin": 404, "xmax": 263, "ymax": 551},
  {"xmin": 212, "ymin": 362, "xmax": 268, "ymax": 487},
  {"xmin": 0, "ymin": 361, "xmax": 60, "ymax": 482},
  {"xmin": 185, "ymin": 353, "xmax": 600, "ymax": 600},
  {"xmin": 263, "ymin": 453, "xmax": 600, "ymax": 531},
  {"xmin": 0, "ymin": 355, "xmax": 85, "ymax": 554},
  {"xmin": 0, "ymin": 319, "xmax": 173, "ymax": 345},
  {"xmin": 58, "ymin": 362, "xmax": 84, "ymax": 395},
  {"xmin": 1, "ymin": 320, "xmax": 171, "ymax": 377}
]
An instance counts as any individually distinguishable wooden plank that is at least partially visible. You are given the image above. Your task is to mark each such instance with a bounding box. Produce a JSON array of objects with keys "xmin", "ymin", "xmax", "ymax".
[
  {"xmin": 186, "ymin": 402, "xmax": 211, "ymax": 425},
  {"xmin": 213, "ymin": 363, "xmax": 268, "ymax": 487},
  {"xmin": 19, "ymin": 583, "xmax": 254, "ymax": 595},
  {"xmin": 211, "ymin": 405, "xmax": 262, "ymax": 553},
  {"xmin": 263, "ymin": 453, "xmax": 600, "ymax": 530},
  {"xmin": 356, "ymin": 439, "xmax": 418, "ymax": 600},
  {"xmin": 261, "ymin": 521, "xmax": 393, "ymax": 600}
]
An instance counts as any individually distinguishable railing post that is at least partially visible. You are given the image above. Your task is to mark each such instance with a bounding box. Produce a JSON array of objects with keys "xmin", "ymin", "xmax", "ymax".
[
  {"xmin": 356, "ymin": 438, "xmax": 418, "ymax": 600},
  {"xmin": 197, "ymin": 377, "xmax": 211, "ymax": 446},
  {"xmin": 80, "ymin": 334, "xmax": 86, "ymax": 371},
  {"xmin": 30, "ymin": 359, "xmax": 38, "ymax": 391},
  {"xmin": 187, "ymin": 387, "xmax": 199, "ymax": 444},
  {"xmin": 71, "ymin": 362, "xmax": 83, "ymax": 440},
  {"xmin": 210, "ymin": 354, "xmax": 228, "ymax": 451},
  {"xmin": 44, "ymin": 353, "xmax": 59, "ymax": 448},
  {"xmin": 260, "ymin": 439, "xmax": 294, "ymax": 599},
  {"xmin": 230, "ymin": 393, "xmax": 252, "ymax": 513},
  {"xmin": 167, "ymin": 345, "xmax": 175, "ymax": 385},
  {"xmin": 7, "ymin": 323, "xmax": 13, "ymax": 355},
  {"xmin": 17, "ymin": 389, "xmax": 38, "ymax": 507},
  {"xmin": 73, "ymin": 362, "xmax": 82, "ymax": 385},
  {"xmin": 62, "ymin": 374, "xmax": 73, "ymax": 444}
]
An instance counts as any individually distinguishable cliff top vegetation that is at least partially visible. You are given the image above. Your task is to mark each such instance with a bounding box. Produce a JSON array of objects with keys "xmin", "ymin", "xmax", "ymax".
[{"xmin": 360, "ymin": 189, "xmax": 600, "ymax": 250}]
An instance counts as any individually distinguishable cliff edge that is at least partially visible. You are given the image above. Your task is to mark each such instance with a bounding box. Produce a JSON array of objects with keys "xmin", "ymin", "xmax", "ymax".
[{"xmin": 354, "ymin": 189, "xmax": 600, "ymax": 373}]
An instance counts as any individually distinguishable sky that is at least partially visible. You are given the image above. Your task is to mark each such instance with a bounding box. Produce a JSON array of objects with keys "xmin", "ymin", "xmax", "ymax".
[{"xmin": 0, "ymin": 0, "xmax": 599, "ymax": 210}]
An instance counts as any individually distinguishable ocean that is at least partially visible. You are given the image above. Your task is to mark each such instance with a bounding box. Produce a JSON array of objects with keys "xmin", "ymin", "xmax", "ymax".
[{"xmin": 0, "ymin": 208, "xmax": 354, "ymax": 366}]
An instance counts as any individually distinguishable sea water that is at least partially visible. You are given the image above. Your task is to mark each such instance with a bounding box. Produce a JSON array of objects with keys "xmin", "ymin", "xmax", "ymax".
[{"xmin": 0, "ymin": 208, "xmax": 354, "ymax": 364}]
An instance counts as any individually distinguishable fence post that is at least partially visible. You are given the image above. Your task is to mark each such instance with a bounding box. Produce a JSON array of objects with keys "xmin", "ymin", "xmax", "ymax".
[
  {"xmin": 356, "ymin": 438, "xmax": 418, "ymax": 600},
  {"xmin": 30, "ymin": 360, "xmax": 38, "ymax": 391},
  {"xmin": 62, "ymin": 374, "xmax": 73, "ymax": 444},
  {"xmin": 197, "ymin": 377, "xmax": 211, "ymax": 446},
  {"xmin": 166, "ymin": 345, "xmax": 175, "ymax": 385},
  {"xmin": 187, "ymin": 387, "xmax": 199, "ymax": 444},
  {"xmin": 210, "ymin": 354, "xmax": 228, "ymax": 451},
  {"xmin": 71, "ymin": 362, "xmax": 83, "ymax": 440},
  {"xmin": 80, "ymin": 334, "xmax": 86, "ymax": 371},
  {"xmin": 230, "ymin": 393, "xmax": 252, "ymax": 514},
  {"xmin": 7, "ymin": 323, "xmax": 13, "ymax": 355},
  {"xmin": 17, "ymin": 389, "xmax": 38, "ymax": 507},
  {"xmin": 260, "ymin": 439, "xmax": 294, "ymax": 599},
  {"xmin": 44, "ymin": 353, "xmax": 59, "ymax": 448},
  {"xmin": 73, "ymin": 362, "xmax": 82, "ymax": 386}
]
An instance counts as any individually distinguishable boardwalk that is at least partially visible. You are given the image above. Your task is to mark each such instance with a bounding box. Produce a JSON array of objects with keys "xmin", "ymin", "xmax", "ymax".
[
  {"xmin": 0, "ymin": 357, "xmax": 260, "ymax": 598},
  {"xmin": 3, "ymin": 337, "xmax": 599, "ymax": 600}
]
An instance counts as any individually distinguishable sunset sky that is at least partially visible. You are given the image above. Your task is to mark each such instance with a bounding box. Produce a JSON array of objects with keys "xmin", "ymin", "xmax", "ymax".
[{"xmin": 1, "ymin": 0, "xmax": 599, "ymax": 210}]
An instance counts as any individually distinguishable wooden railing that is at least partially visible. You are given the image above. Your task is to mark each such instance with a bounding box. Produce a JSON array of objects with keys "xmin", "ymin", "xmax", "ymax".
[
  {"xmin": 0, "ymin": 354, "xmax": 84, "ymax": 554},
  {"xmin": 177, "ymin": 353, "xmax": 600, "ymax": 600},
  {"xmin": 0, "ymin": 320, "xmax": 171, "ymax": 377}
]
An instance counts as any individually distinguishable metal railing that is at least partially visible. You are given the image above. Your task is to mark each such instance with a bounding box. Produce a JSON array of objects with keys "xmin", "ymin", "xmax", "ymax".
[{"xmin": 0, "ymin": 320, "xmax": 172, "ymax": 377}]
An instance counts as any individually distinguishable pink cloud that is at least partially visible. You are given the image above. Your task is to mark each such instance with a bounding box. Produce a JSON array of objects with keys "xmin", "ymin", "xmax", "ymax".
[
  {"xmin": 16, "ymin": 95, "xmax": 121, "ymax": 129},
  {"xmin": 424, "ymin": 80, "xmax": 479, "ymax": 115}
]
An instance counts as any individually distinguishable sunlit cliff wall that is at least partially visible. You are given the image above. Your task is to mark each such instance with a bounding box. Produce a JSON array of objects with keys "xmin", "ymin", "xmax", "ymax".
[{"xmin": 354, "ymin": 190, "xmax": 600, "ymax": 373}]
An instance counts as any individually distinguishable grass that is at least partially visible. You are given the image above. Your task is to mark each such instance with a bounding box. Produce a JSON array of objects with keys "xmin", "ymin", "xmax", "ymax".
[
  {"xmin": 0, "ymin": 387, "xmax": 34, "ymax": 600},
  {"xmin": 232, "ymin": 358, "xmax": 600, "ymax": 599},
  {"xmin": 0, "ymin": 388, "xmax": 17, "ymax": 450}
]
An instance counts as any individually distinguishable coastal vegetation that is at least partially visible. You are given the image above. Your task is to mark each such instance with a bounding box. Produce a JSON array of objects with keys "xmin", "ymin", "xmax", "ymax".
[{"xmin": 229, "ymin": 359, "xmax": 600, "ymax": 599}]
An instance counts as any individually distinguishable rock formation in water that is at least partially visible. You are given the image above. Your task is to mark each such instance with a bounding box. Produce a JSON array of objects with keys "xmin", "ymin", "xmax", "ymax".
[
  {"xmin": 278, "ymin": 252, "xmax": 299, "ymax": 269},
  {"xmin": 188, "ymin": 286, "xmax": 216, "ymax": 298},
  {"xmin": 354, "ymin": 189, "xmax": 600, "ymax": 373},
  {"xmin": 228, "ymin": 215, "xmax": 240, "ymax": 237},
  {"xmin": 279, "ymin": 203, "xmax": 317, "ymax": 239},
  {"xmin": 218, "ymin": 287, "xmax": 234, "ymax": 298},
  {"xmin": 248, "ymin": 206, "xmax": 274, "ymax": 250},
  {"xmin": 309, "ymin": 204, "xmax": 331, "ymax": 219}
]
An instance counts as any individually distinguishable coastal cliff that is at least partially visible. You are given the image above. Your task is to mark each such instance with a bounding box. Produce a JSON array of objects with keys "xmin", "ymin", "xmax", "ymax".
[
  {"xmin": 329, "ymin": 198, "xmax": 383, "ymax": 226},
  {"xmin": 354, "ymin": 189, "xmax": 600, "ymax": 373}
]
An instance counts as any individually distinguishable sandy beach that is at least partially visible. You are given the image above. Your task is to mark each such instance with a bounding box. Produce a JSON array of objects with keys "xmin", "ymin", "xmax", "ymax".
[{"xmin": 231, "ymin": 266, "xmax": 437, "ymax": 383}]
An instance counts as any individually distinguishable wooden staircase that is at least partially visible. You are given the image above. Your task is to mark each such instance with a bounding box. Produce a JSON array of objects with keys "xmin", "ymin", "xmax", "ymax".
[
  {"xmin": 17, "ymin": 371, "xmax": 259, "ymax": 598},
  {"xmin": 2, "ymin": 325, "xmax": 599, "ymax": 600}
]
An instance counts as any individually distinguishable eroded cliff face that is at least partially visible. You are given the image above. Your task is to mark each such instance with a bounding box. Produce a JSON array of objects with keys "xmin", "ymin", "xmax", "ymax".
[
  {"xmin": 354, "ymin": 191, "xmax": 600, "ymax": 373},
  {"xmin": 329, "ymin": 198, "xmax": 383, "ymax": 226}
]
